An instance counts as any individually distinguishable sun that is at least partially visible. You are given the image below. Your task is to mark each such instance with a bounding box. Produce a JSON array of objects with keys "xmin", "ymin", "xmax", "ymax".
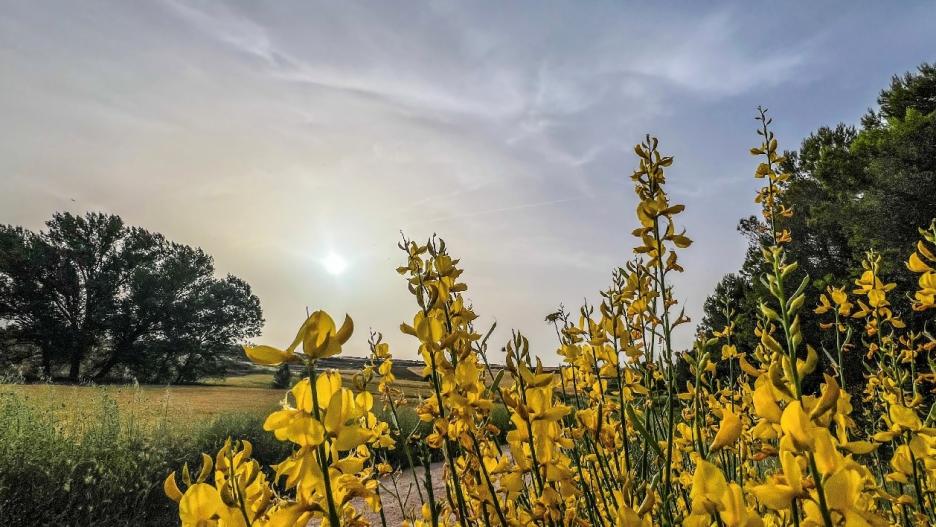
[{"xmin": 321, "ymin": 252, "xmax": 348, "ymax": 275}]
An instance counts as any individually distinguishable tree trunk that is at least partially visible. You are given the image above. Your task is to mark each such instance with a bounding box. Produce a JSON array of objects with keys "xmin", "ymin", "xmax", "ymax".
[
  {"xmin": 93, "ymin": 352, "xmax": 121, "ymax": 382},
  {"xmin": 41, "ymin": 351, "xmax": 52, "ymax": 379},
  {"xmin": 68, "ymin": 351, "xmax": 82, "ymax": 382},
  {"xmin": 68, "ymin": 335, "xmax": 90, "ymax": 382},
  {"xmin": 37, "ymin": 340, "xmax": 54, "ymax": 379}
]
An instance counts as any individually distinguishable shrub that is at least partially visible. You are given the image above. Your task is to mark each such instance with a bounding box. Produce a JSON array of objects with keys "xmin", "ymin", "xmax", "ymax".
[{"xmin": 271, "ymin": 363, "xmax": 291, "ymax": 389}]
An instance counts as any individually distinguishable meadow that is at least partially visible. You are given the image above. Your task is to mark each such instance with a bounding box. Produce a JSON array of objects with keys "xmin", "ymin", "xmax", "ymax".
[
  {"xmin": 0, "ymin": 365, "xmax": 433, "ymax": 426},
  {"xmin": 0, "ymin": 363, "xmax": 457, "ymax": 527}
]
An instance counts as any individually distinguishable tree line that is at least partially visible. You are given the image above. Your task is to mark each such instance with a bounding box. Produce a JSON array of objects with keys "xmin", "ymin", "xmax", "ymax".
[
  {"xmin": 0, "ymin": 212, "xmax": 263, "ymax": 383},
  {"xmin": 700, "ymin": 63, "xmax": 936, "ymax": 392}
]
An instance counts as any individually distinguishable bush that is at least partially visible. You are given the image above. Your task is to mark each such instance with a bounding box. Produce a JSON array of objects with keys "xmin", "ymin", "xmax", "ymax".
[
  {"xmin": 0, "ymin": 389, "xmax": 288, "ymax": 527},
  {"xmin": 271, "ymin": 363, "xmax": 291, "ymax": 389}
]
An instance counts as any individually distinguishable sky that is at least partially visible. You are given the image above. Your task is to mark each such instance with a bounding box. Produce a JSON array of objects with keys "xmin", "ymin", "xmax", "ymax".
[{"xmin": 1, "ymin": 1, "xmax": 933, "ymax": 363}]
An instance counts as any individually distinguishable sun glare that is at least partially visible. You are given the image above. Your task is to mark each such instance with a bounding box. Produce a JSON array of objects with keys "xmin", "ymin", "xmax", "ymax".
[{"xmin": 321, "ymin": 252, "xmax": 348, "ymax": 275}]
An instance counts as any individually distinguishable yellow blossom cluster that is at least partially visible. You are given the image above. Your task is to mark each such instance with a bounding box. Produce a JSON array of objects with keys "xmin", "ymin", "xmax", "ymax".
[{"xmin": 165, "ymin": 110, "xmax": 935, "ymax": 527}]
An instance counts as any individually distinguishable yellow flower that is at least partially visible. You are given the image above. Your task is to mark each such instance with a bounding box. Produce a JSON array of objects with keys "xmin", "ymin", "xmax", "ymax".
[
  {"xmin": 752, "ymin": 378, "xmax": 782, "ymax": 424},
  {"xmin": 780, "ymin": 401, "xmax": 815, "ymax": 451},
  {"xmin": 719, "ymin": 483, "xmax": 764, "ymax": 527},
  {"xmin": 178, "ymin": 483, "xmax": 221, "ymax": 527},
  {"xmin": 721, "ymin": 344, "xmax": 740, "ymax": 360},
  {"xmin": 261, "ymin": 379, "xmax": 325, "ymax": 446},
  {"xmin": 710, "ymin": 408, "xmax": 742, "ymax": 451},
  {"xmin": 689, "ymin": 459, "xmax": 727, "ymax": 515},
  {"xmin": 888, "ymin": 404, "xmax": 922, "ymax": 433},
  {"xmin": 750, "ymin": 451, "xmax": 803, "ymax": 510},
  {"xmin": 616, "ymin": 504, "xmax": 650, "ymax": 527},
  {"xmin": 243, "ymin": 310, "xmax": 353, "ymax": 365},
  {"xmin": 323, "ymin": 386, "xmax": 373, "ymax": 451},
  {"xmin": 823, "ymin": 466, "xmax": 886, "ymax": 526}
]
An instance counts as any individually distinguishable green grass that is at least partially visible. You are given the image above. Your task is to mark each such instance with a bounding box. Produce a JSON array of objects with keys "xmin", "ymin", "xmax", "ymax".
[
  {"xmin": 0, "ymin": 384, "xmax": 293, "ymax": 527},
  {"xmin": 1, "ymin": 381, "xmax": 285, "ymax": 429}
]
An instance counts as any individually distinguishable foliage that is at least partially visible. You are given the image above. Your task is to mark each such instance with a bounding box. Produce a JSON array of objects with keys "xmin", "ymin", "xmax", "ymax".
[
  {"xmin": 161, "ymin": 102, "xmax": 936, "ymax": 527},
  {"xmin": 0, "ymin": 211, "xmax": 263, "ymax": 383},
  {"xmin": 701, "ymin": 63, "xmax": 936, "ymax": 391},
  {"xmin": 272, "ymin": 364, "xmax": 293, "ymax": 389}
]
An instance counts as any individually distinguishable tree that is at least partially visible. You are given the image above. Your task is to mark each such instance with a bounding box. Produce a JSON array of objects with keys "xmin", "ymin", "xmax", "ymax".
[
  {"xmin": 701, "ymin": 63, "xmax": 936, "ymax": 391},
  {"xmin": 0, "ymin": 212, "xmax": 263, "ymax": 383},
  {"xmin": 272, "ymin": 363, "xmax": 291, "ymax": 389},
  {"xmin": 0, "ymin": 225, "xmax": 67, "ymax": 377}
]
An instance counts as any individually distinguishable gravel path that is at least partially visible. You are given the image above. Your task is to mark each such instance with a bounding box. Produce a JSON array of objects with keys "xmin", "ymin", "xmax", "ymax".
[{"xmin": 309, "ymin": 461, "xmax": 446, "ymax": 526}]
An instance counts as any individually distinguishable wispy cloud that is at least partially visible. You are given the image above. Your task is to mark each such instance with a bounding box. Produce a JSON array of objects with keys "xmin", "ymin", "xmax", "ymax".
[
  {"xmin": 423, "ymin": 197, "xmax": 585, "ymax": 225},
  {"xmin": 2, "ymin": 0, "xmax": 928, "ymax": 361}
]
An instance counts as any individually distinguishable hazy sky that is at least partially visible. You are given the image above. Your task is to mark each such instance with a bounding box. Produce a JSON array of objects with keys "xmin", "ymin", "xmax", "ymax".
[{"xmin": 1, "ymin": 1, "xmax": 933, "ymax": 362}]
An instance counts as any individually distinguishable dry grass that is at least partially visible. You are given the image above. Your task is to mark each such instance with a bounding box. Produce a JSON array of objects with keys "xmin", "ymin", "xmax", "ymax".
[
  {"xmin": 0, "ymin": 366, "xmax": 439, "ymax": 432},
  {"xmin": 0, "ymin": 382, "xmax": 284, "ymax": 429}
]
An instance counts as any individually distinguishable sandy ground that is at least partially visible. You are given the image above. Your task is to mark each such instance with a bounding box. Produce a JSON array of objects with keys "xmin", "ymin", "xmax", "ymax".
[{"xmin": 310, "ymin": 461, "xmax": 446, "ymax": 525}]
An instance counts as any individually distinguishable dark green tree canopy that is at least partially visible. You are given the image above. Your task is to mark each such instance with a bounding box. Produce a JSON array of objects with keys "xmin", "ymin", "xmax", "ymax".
[
  {"xmin": 0, "ymin": 211, "xmax": 263, "ymax": 383},
  {"xmin": 701, "ymin": 63, "xmax": 936, "ymax": 390}
]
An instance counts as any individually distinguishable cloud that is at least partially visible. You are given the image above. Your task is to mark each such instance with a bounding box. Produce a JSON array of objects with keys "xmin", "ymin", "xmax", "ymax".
[
  {"xmin": 162, "ymin": 0, "xmax": 281, "ymax": 64},
  {"xmin": 4, "ymin": 0, "xmax": 924, "ymax": 363}
]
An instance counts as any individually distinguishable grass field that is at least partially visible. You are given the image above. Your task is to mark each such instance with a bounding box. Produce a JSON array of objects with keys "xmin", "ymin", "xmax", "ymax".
[
  {"xmin": 0, "ymin": 359, "xmax": 510, "ymax": 526},
  {"xmin": 0, "ymin": 363, "xmax": 438, "ymax": 431},
  {"xmin": 0, "ymin": 381, "xmax": 284, "ymax": 430}
]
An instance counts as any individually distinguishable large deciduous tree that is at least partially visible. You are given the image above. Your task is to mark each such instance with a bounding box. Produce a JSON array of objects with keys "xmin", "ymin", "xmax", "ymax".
[{"xmin": 0, "ymin": 212, "xmax": 262, "ymax": 383}]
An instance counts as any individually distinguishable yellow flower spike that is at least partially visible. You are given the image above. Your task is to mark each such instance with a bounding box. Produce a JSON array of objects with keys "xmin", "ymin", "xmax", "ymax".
[
  {"xmin": 867, "ymin": 288, "xmax": 887, "ymax": 308},
  {"xmin": 815, "ymin": 293, "xmax": 833, "ymax": 315},
  {"xmin": 710, "ymin": 408, "xmax": 743, "ymax": 451},
  {"xmin": 243, "ymin": 310, "xmax": 352, "ymax": 364},
  {"xmin": 780, "ymin": 402, "xmax": 815, "ymax": 451},
  {"xmin": 721, "ymin": 344, "xmax": 739, "ymax": 360},
  {"xmin": 178, "ymin": 483, "xmax": 222, "ymax": 527}
]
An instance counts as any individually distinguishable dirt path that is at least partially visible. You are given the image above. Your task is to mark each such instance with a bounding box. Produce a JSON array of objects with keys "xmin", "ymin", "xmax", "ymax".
[{"xmin": 310, "ymin": 461, "xmax": 446, "ymax": 525}]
